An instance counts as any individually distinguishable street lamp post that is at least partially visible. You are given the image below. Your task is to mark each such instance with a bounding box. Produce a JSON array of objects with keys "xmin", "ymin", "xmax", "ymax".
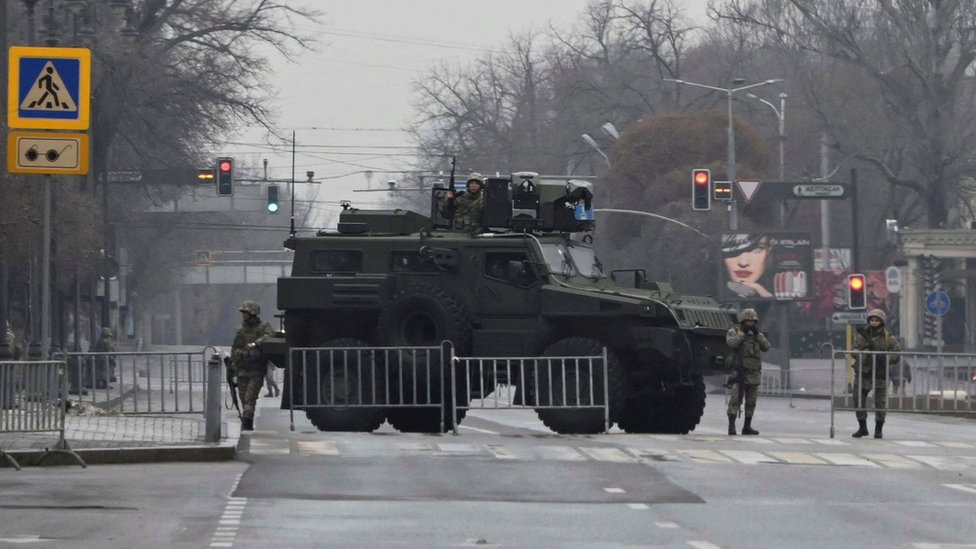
[
  {"xmin": 747, "ymin": 92, "xmax": 787, "ymax": 183},
  {"xmin": 663, "ymin": 78, "xmax": 783, "ymax": 230}
]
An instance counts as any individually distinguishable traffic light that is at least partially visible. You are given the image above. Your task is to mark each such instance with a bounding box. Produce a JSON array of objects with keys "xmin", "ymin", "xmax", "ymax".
[
  {"xmin": 216, "ymin": 157, "xmax": 233, "ymax": 196},
  {"xmin": 196, "ymin": 168, "xmax": 214, "ymax": 183},
  {"xmin": 713, "ymin": 180, "xmax": 732, "ymax": 202},
  {"xmin": 266, "ymin": 184, "xmax": 280, "ymax": 213},
  {"xmin": 847, "ymin": 273, "xmax": 866, "ymax": 310},
  {"xmin": 692, "ymin": 168, "xmax": 711, "ymax": 211}
]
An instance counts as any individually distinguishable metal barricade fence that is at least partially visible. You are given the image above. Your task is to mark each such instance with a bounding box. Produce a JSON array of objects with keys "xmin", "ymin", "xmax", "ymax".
[
  {"xmin": 828, "ymin": 345, "xmax": 976, "ymax": 437},
  {"xmin": 288, "ymin": 343, "xmax": 447, "ymax": 432},
  {"xmin": 59, "ymin": 350, "xmax": 214, "ymax": 414},
  {"xmin": 0, "ymin": 360, "xmax": 85, "ymax": 469},
  {"xmin": 450, "ymin": 349, "xmax": 609, "ymax": 435}
]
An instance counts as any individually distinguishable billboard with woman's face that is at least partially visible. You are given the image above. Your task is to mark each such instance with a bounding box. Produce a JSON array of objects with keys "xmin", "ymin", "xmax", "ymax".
[{"xmin": 719, "ymin": 233, "xmax": 813, "ymax": 301}]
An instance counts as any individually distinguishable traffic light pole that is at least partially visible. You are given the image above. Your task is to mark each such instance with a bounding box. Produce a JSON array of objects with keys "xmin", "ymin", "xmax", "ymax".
[{"xmin": 41, "ymin": 175, "xmax": 51, "ymax": 357}]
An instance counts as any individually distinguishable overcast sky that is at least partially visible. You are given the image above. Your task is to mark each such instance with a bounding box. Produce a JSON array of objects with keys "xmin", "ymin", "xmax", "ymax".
[{"xmin": 223, "ymin": 0, "xmax": 707, "ymax": 222}]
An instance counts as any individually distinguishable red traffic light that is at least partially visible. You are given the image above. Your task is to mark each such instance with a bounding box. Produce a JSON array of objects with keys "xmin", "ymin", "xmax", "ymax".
[
  {"xmin": 847, "ymin": 273, "xmax": 866, "ymax": 310},
  {"xmin": 849, "ymin": 276, "xmax": 864, "ymax": 291},
  {"xmin": 219, "ymin": 160, "xmax": 232, "ymax": 173},
  {"xmin": 694, "ymin": 170, "xmax": 709, "ymax": 186}
]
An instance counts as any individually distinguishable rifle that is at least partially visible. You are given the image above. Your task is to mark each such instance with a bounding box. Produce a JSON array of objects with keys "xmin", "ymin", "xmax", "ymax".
[{"xmin": 223, "ymin": 356, "xmax": 242, "ymax": 420}]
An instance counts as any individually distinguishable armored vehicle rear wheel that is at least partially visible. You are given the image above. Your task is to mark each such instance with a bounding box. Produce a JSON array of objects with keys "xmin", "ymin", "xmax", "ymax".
[
  {"xmin": 617, "ymin": 377, "xmax": 706, "ymax": 434},
  {"xmin": 379, "ymin": 283, "xmax": 471, "ymax": 433},
  {"xmin": 532, "ymin": 337, "xmax": 624, "ymax": 434},
  {"xmin": 302, "ymin": 338, "xmax": 387, "ymax": 432}
]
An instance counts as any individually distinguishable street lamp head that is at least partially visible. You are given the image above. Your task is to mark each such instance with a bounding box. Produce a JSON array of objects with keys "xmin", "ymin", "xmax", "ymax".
[
  {"xmin": 581, "ymin": 134, "xmax": 598, "ymax": 149},
  {"xmin": 732, "ymin": 78, "xmax": 746, "ymax": 85},
  {"xmin": 779, "ymin": 92, "xmax": 788, "ymax": 99},
  {"xmin": 601, "ymin": 122, "xmax": 620, "ymax": 141},
  {"xmin": 765, "ymin": 79, "xmax": 784, "ymax": 84}
]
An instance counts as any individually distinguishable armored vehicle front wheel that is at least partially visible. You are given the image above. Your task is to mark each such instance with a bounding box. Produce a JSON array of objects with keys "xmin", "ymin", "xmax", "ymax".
[
  {"xmin": 617, "ymin": 377, "xmax": 706, "ymax": 434},
  {"xmin": 531, "ymin": 337, "xmax": 625, "ymax": 434},
  {"xmin": 301, "ymin": 338, "xmax": 387, "ymax": 432}
]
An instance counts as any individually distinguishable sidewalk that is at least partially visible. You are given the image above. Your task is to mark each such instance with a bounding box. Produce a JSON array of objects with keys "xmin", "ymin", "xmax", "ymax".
[{"xmin": 0, "ymin": 404, "xmax": 241, "ymax": 468}]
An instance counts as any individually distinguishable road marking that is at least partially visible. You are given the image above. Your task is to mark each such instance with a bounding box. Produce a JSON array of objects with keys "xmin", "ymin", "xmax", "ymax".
[
  {"xmin": 535, "ymin": 445, "xmax": 587, "ymax": 461},
  {"xmin": 626, "ymin": 447, "xmax": 680, "ymax": 462},
  {"xmin": 731, "ymin": 436, "xmax": 774, "ymax": 444},
  {"xmin": 459, "ymin": 424, "xmax": 499, "ymax": 435},
  {"xmin": 297, "ymin": 440, "xmax": 338, "ymax": 456},
  {"xmin": 894, "ymin": 440, "xmax": 937, "ymax": 448},
  {"xmin": 486, "ymin": 445, "xmax": 516, "ymax": 460},
  {"xmin": 678, "ymin": 450, "xmax": 733, "ymax": 464},
  {"xmin": 579, "ymin": 447, "xmax": 639, "ymax": 463},
  {"xmin": 943, "ymin": 484, "xmax": 976, "ymax": 495},
  {"xmin": 396, "ymin": 442, "xmax": 432, "ymax": 452},
  {"xmin": 862, "ymin": 453, "xmax": 924, "ymax": 469},
  {"xmin": 436, "ymin": 443, "xmax": 482, "ymax": 453},
  {"xmin": 767, "ymin": 452, "xmax": 827, "ymax": 465},
  {"xmin": 910, "ymin": 455, "xmax": 953, "ymax": 469},
  {"xmin": 771, "ymin": 437, "xmax": 813, "ymax": 445},
  {"xmin": 628, "ymin": 503, "xmax": 650, "ymax": 510},
  {"xmin": 687, "ymin": 541, "xmax": 724, "ymax": 549},
  {"xmin": 914, "ymin": 543, "xmax": 976, "ymax": 548},
  {"xmin": 604, "ymin": 487, "xmax": 625, "ymax": 493},
  {"xmin": 248, "ymin": 439, "xmax": 289, "ymax": 455},
  {"xmin": 935, "ymin": 441, "xmax": 974, "ymax": 449},
  {"xmin": 812, "ymin": 439, "xmax": 849, "ymax": 446},
  {"xmin": 0, "ymin": 536, "xmax": 44, "ymax": 543},
  {"xmin": 655, "ymin": 522, "xmax": 680, "ymax": 529},
  {"xmin": 815, "ymin": 453, "xmax": 879, "ymax": 467},
  {"xmin": 720, "ymin": 450, "xmax": 779, "ymax": 465}
]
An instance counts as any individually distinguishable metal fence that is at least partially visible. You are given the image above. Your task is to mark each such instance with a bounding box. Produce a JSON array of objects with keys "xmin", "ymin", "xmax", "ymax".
[
  {"xmin": 58, "ymin": 350, "xmax": 214, "ymax": 414},
  {"xmin": 0, "ymin": 360, "xmax": 86, "ymax": 470},
  {"xmin": 828, "ymin": 345, "xmax": 976, "ymax": 437},
  {"xmin": 450, "ymin": 351, "xmax": 609, "ymax": 435}
]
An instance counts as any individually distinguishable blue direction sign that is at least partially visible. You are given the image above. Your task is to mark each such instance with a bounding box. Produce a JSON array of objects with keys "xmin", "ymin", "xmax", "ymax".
[
  {"xmin": 7, "ymin": 46, "xmax": 91, "ymax": 130},
  {"xmin": 926, "ymin": 291, "xmax": 951, "ymax": 317}
]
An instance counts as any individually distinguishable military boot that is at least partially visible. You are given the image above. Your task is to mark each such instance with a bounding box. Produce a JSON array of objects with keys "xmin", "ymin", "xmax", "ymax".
[
  {"xmin": 741, "ymin": 416, "xmax": 759, "ymax": 435},
  {"xmin": 874, "ymin": 420, "xmax": 884, "ymax": 439},
  {"xmin": 728, "ymin": 414, "xmax": 737, "ymax": 436},
  {"xmin": 852, "ymin": 419, "xmax": 869, "ymax": 438},
  {"xmin": 241, "ymin": 417, "xmax": 254, "ymax": 431}
]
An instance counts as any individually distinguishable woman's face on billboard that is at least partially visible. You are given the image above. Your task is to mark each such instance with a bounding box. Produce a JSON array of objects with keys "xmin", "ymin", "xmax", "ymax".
[{"xmin": 724, "ymin": 237, "xmax": 770, "ymax": 284}]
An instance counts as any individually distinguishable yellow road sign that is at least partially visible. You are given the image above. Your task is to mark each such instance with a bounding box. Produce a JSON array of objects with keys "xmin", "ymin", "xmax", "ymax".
[
  {"xmin": 7, "ymin": 131, "xmax": 89, "ymax": 175},
  {"xmin": 7, "ymin": 46, "xmax": 91, "ymax": 130}
]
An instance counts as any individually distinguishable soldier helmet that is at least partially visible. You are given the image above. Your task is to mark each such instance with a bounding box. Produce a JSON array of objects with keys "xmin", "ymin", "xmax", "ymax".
[
  {"xmin": 867, "ymin": 309, "xmax": 886, "ymax": 324},
  {"xmin": 101, "ymin": 327, "xmax": 113, "ymax": 337},
  {"xmin": 740, "ymin": 308, "xmax": 759, "ymax": 322},
  {"xmin": 466, "ymin": 172, "xmax": 484, "ymax": 189},
  {"xmin": 239, "ymin": 300, "xmax": 261, "ymax": 316}
]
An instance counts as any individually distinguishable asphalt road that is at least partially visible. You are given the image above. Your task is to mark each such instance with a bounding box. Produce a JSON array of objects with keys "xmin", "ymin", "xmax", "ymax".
[{"xmin": 4, "ymin": 392, "xmax": 976, "ymax": 548}]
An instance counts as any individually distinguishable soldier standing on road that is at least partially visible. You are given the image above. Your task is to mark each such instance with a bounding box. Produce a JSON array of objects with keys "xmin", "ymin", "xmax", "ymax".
[
  {"xmin": 231, "ymin": 301, "xmax": 274, "ymax": 431},
  {"xmin": 445, "ymin": 172, "xmax": 485, "ymax": 232},
  {"xmin": 93, "ymin": 327, "xmax": 117, "ymax": 388},
  {"xmin": 726, "ymin": 308, "xmax": 770, "ymax": 436},
  {"xmin": 851, "ymin": 309, "xmax": 901, "ymax": 439}
]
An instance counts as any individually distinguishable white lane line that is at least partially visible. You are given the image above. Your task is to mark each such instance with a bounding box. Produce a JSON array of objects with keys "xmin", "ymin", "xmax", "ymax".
[
  {"xmin": 656, "ymin": 522, "xmax": 680, "ymax": 529},
  {"xmin": 604, "ymin": 487, "xmax": 625, "ymax": 493},
  {"xmin": 768, "ymin": 452, "xmax": 827, "ymax": 465},
  {"xmin": 535, "ymin": 445, "xmax": 587, "ymax": 461},
  {"xmin": 459, "ymin": 424, "xmax": 500, "ymax": 435},
  {"xmin": 628, "ymin": 503, "xmax": 650, "ymax": 510},
  {"xmin": 814, "ymin": 453, "xmax": 879, "ymax": 467},
  {"xmin": 209, "ymin": 544, "xmax": 233, "ymax": 548},
  {"xmin": 862, "ymin": 453, "xmax": 924, "ymax": 469},
  {"xmin": 678, "ymin": 450, "xmax": 733, "ymax": 464},
  {"xmin": 720, "ymin": 450, "xmax": 779, "ymax": 465},
  {"xmin": 943, "ymin": 484, "xmax": 976, "ymax": 495},
  {"xmin": 296, "ymin": 440, "xmax": 338, "ymax": 456},
  {"xmin": 914, "ymin": 543, "xmax": 976, "ymax": 548},
  {"xmin": 579, "ymin": 447, "xmax": 639, "ymax": 463},
  {"xmin": 688, "ymin": 541, "xmax": 724, "ymax": 549}
]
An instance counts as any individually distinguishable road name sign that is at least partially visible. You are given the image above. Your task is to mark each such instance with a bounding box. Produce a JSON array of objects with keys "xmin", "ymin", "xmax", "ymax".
[
  {"xmin": 792, "ymin": 184, "xmax": 847, "ymax": 198},
  {"xmin": 7, "ymin": 46, "xmax": 91, "ymax": 130},
  {"xmin": 747, "ymin": 181, "xmax": 850, "ymax": 202},
  {"xmin": 832, "ymin": 311, "xmax": 868, "ymax": 325},
  {"xmin": 7, "ymin": 131, "xmax": 89, "ymax": 175},
  {"xmin": 926, "ymin": 291, "xmax": 950, "ymax": 317}
]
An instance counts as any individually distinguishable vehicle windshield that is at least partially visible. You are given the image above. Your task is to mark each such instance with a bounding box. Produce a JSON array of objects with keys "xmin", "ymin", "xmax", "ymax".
[{"xmin": 538, "ymin": 242, "xmax": 605, "ymax": 279}]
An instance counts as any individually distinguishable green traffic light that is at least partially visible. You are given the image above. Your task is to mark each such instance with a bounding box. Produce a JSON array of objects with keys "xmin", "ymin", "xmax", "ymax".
[
  {"xmin": 267, "ymin": 202, "xmax": 280, "ymax": 213},
  {"xmin": 267, "ymin": 184, "xmax": 280, "ymax": 213}
]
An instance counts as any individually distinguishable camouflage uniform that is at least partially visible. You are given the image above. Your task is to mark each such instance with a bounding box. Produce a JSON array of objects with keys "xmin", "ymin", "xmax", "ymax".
[
  {"xmin": 448, "ymin": 172, "xmax": 484, "ymax": 232},
  {"xmin": 726, "ymin": 308, "xmax": 770, "ymax": 435},
  {"xmin": 230, "ymin": 301, "xmax": 274, "ymax": 430},
  {"xmin": 852, "ymin": 309, "xmax": 900, "ymax": 438},
  {"xmin": 92, "ymin": 327, "xmax": 117, "ymax": 388}
]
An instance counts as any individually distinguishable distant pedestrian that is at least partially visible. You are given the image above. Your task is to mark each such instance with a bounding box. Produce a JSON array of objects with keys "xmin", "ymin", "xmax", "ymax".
[
  {"xmin": 264, "ymin": 364, "xmax": 280, "ymax": 397},
  {"xmin": 726, "ymin": 308, "xmax": 770, "ymax": 436},
  {"xmin": 92, "ymin": 327, "xmax": 117, "ymax": 388},
  {"xmin": 851, "ymin": 309, "xmax": 900, "ymax": 439},
  {"xmin": 230, "ymin": 300, "xmax": 274, "ymax": 431}
]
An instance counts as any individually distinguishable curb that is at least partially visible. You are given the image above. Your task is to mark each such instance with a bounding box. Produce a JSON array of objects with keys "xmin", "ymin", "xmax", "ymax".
[{"xmin": 0, "ymin": 441, "xmax": 238, "ymax": 467}]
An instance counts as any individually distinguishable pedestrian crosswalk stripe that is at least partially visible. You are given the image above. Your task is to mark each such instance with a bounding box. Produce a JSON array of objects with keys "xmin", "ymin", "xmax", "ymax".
[
  {"xmin": 297, "ymin": 440, "xmax": 338, "ymax": 456},
  {"xmin": 731, "ymin": 436, "xmax": 774, "ymax": 444},
  {"xmin": 534, "ymin": 445, "xmax": 587, "ymax": 461},
  {"xmin": 815, "ymin": 453, "xmax": 878, "ymax": 467},
  {"xmin": 486, "ymin": 444, "xmax": 516, "ymax": 460},
  {"xmin": 678, "ymin": 449, "xmax": 733, "ymax": 464},
  {"xmin": 862, "ymin": 453, "xmax": 923, "ymax": 469},
  {"xmin": 720, "ymin": 450, "xmax": 779, "ymax": 464},
  {"xmin": 396, "ymin": 442, "xmax": 432, "ymax": 452},
  {"xmin": 943, "ymin": 483, "xmax": 976, "ymax": 495},
  {"xmin": 934, "ymin": 441, "xmax": 973, "ymax": 449},
  {"xmin": 436, "ymin": 443, "xmax": 481, "ymax": 453},
  {"xmin": 771, "ymin": 437, "xmax": 813, "ymax": 445},
  {"xmin": 909, "ymin": 455, "xmax": 952, "ymax": 469},
  {"xmin": 812, "ymin": 439, "xmax": 849, "ymax": 446},
  {"xmin": 626, "ymin": 447, "xmax": 681, "ymax": 462},
  {"xmin": 767, "ymin": 451, "xmax": 827, "ymax": 465},
  {"xmin": 579, "ymin": 447, "xmax": 638, "ymax": 463},
  {"xmin": 895, "ymin": 440, "xmax": 937, "ymax": 448},
  {"xmin": 248, "ymin": 438, "xmax": 289, "ymax": 455}
]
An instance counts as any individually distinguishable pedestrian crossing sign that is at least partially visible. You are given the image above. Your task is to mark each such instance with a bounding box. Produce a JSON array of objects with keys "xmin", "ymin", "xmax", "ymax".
[{"xmin": 7, "ymin": 46, "xmax": 91, "ymax": 130}]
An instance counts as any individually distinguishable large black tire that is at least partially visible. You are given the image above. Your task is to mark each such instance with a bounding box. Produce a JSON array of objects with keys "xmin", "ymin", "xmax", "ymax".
[
  {"xmin": 532, "ymin": 337, "xmax": 625, "ymax": 435},
  {"xmin": 617, "ymin": 377, "xmax": 706, "ymax": 434},
  {"xmin": 378, "ymin": 284, "xmax": 470, "ymax": 433},
  {"xmin": 302, "ymin": 338, "xmax": 387, "ymax": 432}
]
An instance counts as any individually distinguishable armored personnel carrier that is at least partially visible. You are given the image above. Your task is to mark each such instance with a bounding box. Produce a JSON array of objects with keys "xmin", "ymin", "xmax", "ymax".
[{"xmin": 268, "ymin": 171, "xmax": 735, "ymax": 434}]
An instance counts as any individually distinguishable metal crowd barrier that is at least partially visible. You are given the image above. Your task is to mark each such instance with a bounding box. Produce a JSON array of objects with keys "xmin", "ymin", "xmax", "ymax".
[
  {"xmin": 0, "ymin": 360, "xmax": 86, "ymax": 470},
  {"xmin": 828, "ymin": 345, "xmax": 976, "ymax": 437},
  {"xmin": 58, "ymin": 350, "xmax": 213, "ymax": 414},
  {"xmin": 450, "ymin": 349, "xmax": 609, "ymax": 435},
  {"xmin": 288, "ymin": 343, "xmax": 447, "ymax": 431}
]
